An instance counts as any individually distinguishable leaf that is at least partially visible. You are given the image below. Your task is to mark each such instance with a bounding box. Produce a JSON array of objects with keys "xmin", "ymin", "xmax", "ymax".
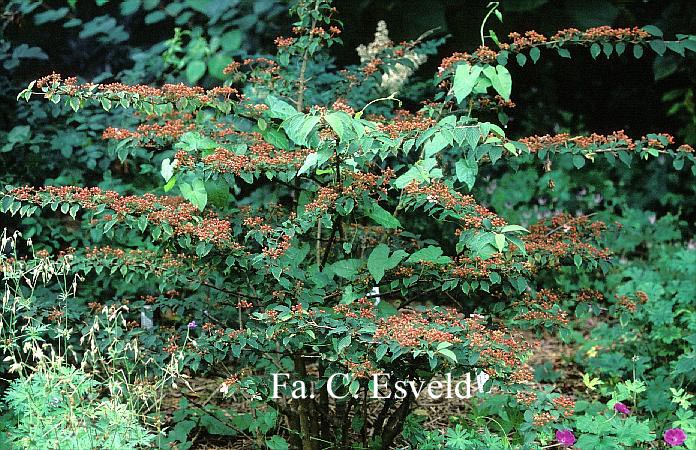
[
  {"xmin": 144, "ymin": 10, "xmax": 166, "ymax": 24},
  {"xmin": 453, "ymin": 64, "xmax": 483, "ymax": 104},
  {"xmin": 11, "ymin": 44, "xmax": 48, "ymax": 60},
  {"xmin": 186, "ymin": 60, "xmax": 207, "ymax": 84},
  {"xmin": 557, "ymin": 48, "xmax": 571, "ymax": 58},
  {"xmin": 179, "ymin": 178, "xmax": 207, "ymax": 211},
  {"xmin": 394, "ymin": 158, "xmax": 437, "ymax": 189},
  {"xmin": 221, "ymin": 29, "xmax": 242, "ymax": 51},
  {"xmin": 424, "ymin": 132, "xmax": 449, "ymax": 157},
  {"xmin": 7, "ymin": 125, "xmax": 30, "ymax": 144},
  {"xmin": 642, "ymin": 25, "xmax": 663, "ymax": 38},
  {"xmin": 207, "ymin": 54, "xmax": 233, "ymax": 79},
  {"xmin": 572, "ymin": 154, "xmax": 586, "ymax": 169},
  {"xmin": 574, "ymin": 254, "xmax": 582, "ymax": 267},
  {"xmin": 298, "ymin": 152, "xmax": 319, "ymax": 175},
  {"xmin": 516, "ymin": 53, "xmax": 527, "ymax": 66},
  {"xmin": 367, "ymin": 244, "xmax": 407, "ymax": 284},
  {"xmin": 438, "ymin": 348, "xmax": 457, "ymax": 363},
  {"xmin": 649, "ymin": 39, "xmax": 667, "ymax": 56},
  {"xmin": 365, "ymin": 199, "xmax": 401, "ymax": 229},
  {"xmin": 602, "ymin": 42, "xmax": 613, "ymax": 58},
  {"xmin": 590, "ymin": 43, "xmax": 601, "ymax": 59},
  {"xmin": 494, "ymin": 233, "xmax": 506, "ymax": 252},
  {"xmin": 266, "ymin": 436, "xmax": 289, "ymax": 450},
  {"xmin": 265, "ymin": 95, "xmax": 298, "ymax": 120},
  {"xmin": 488, "ymin": 146, "xmax": 503, "ymax": 165},
  {"xmin": 324, "ymin": 111, "xmax": 353, "ymax": 141},
  {"xmin": 483, "ymin": 65, "xmax": 512, "ymax": 100},
  {"xmin": 177, "ymin": 132, "xmax": 217, "ymax": 151},
  {"xmin": 633, "ymin": 44, "xmax": 644, "ymax": 59},
  {"xmin": 407, "ymin": 246, "xmax": 450, "ymax": 263},
  {"xmin": 282, "ymin": 114, "xmax": 320, "ymax": 146},
  {"xmin": 330, "ymin": 259, "xmax": 362, "ymax": 279},
  {"xmin": 455, "ymin": 159, "xmax": 478, "ymax": 191},
  {"xmin": 500, "ymin": 224, "xmax": 529, "ymax": 233},
  {"xmin": 529, "ymin": 47, "xmax": 541, "ymax": 63},
  {"xmin": 34, "ymin": 7, "xmax": 69, "ymax": 24},
  {"xmin": 161, "ymin": 158, "xmax": 175, "ymax": 182},
  {"xmin": 337, "ymin": 335, "xmax": 351, "ymax": 353}
]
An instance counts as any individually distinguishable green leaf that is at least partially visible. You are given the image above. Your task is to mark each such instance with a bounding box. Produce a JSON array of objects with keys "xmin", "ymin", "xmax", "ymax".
[
  {"xmin": 437, "ymin": 348, "xmax": 457, "ymax": 363},
  {"xmin": 161, "ymin": 158, "xmax": 175, "ymax": 182},
  {"xmin": 455, "ymin": 159, "xmax": 478, "ymax": 191},
  {"xmin": 602, "ymin": 42, "xmax": 613, "ymax": 58},
  {"xmin": 330, "ymin": 259, "xmax": 362, "ymax": 279},
  {"xmin": 590, "ymin": 43, "xmax": 601, "ymax": 59},
  {"xmin": 483, "ymin": 65, "xmax": 512, "ymax": 100},
  {"xmin": 633, "ymin": 44, "xmax": 644, "ymax": 59},
  {"xmin": 144, "ymin": 10, "xmax": 166, "ymax": 24},
  {"xmin": 407, "ymin": 246, "xmax": 450, "ymax": 264},
  {"xmin": 266, "ymin": 435, "xmax": 289, "ymax": 450},
  {"xmin": 376, "ymin": 344, "xmax": 388, "ymax": 361},
  {"xmin": 207, "ymin": 54, "xmax": 233, "ymax": 79},
  {"xmin": 424, "ymin": 132, "xmax": 450, "ymax": 158},
  {"xmin": 177, "ymin": 132, "xmax": 217, "ymax": 151},
  {"xmin": 500, "ymin": 224, "xmax": 528, "ymax": 233},
  {"xmin": 324, "ymin": 111, "xmax": 353, "ymax": 141},
  {"xmin": 453, "ymin": 64, "xmax": 483, "ymax": 104},
  {"xmin": 642, "ymin": 25, "xmax": 663, "ymax": 38},
  {"xmin": 529, "ymin": 47, "xmax": 541, "ymax": 63},
  {"xmin": 221, "ymin": 29, "xmax": 242, "ymax": 51},
  {"xmin": 394, "ymin": 158, "xmax": 437, "ymax": 189},
  {"xmin": 516, "ymin": 53, "xmax": 527, "ymax": 66},
  {"xmin": 298, "ymin": 152, "xmax": 319, "ymax": 175},
  {"xmin": 179, "ymin": 178, "xmax": 207, "ymax": 211},
  {"xmin": 572, "ymin": 154, "xmax": 586, "ymax": 169},
  {"xmin": 649, "ymin": 40, "xmax": 667, "ymax": 56},
  {"xmin": 282, "ymin": 114, "xmax": 320, "ymax": 146},
  {"xmin": 265, "ymin": 95, "xmax": 298, "ymax": 120},
  {"xmin": 186, "ymin": 60, "xmax": 207, "ymax": 84},
  {"xmin": 557, "ymin": 48, "xmax": 571, "ymax": 58},
  {"xmin": 34, "ymin": 7, "xmax": 69, "ymax": 24},
  {"xmin": 494, "ymin": 233, "xmax": 506, "ymax": 252},
  {"xmin": 367, "ymin": 244, "xmax": 407, "ymax": 284},
  {"xmin": 365, "ymin": 199, "xmax": 401, "ymax": 229},
  {"xmin": 7, "ymin": 125, "xmax": 30, "ymax": 144},
  {"xmin": 337, "ymin": 335, "xmax": 351, "ymax": 353},
  {"xmin": 488, "ymin": 146, "xmax": 503, "ymax": 165}
]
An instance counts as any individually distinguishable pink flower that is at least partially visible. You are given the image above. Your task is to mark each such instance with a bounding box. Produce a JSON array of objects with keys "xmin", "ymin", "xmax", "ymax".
[
  {"xmin": 556, "ymin": 429, "xmax": 576, "ymax": 447},
  {"xmin": 664, "ymin": 428, "xmax": 687, "ymax": 447},
  {"xmin": 187, "ymin": 321, "xmax": 197, "ymax": 329},
  {"xmin": 614, "ymin": 402, "xmax": 631, "ymax": 415}
]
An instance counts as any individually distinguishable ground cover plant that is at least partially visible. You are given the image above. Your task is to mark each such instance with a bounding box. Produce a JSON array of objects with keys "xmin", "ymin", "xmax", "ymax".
[{"xmin": 1, "ymin": 1, "xmax": 695, "ymax": 449}]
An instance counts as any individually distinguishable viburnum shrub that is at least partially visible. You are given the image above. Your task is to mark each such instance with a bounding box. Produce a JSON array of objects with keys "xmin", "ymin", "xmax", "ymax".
[{"xmin": 2, "ymin": 1, "xmax": 696, "ymax": 448}]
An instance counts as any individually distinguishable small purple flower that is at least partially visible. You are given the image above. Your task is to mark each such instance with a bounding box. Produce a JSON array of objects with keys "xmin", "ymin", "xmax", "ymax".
[
  {"xmin": 187, "ymin": 321, "xmax": 197, "ymax": 330},
  {"xmin": 614, "ymin": 402, "xmax": 631, "ymax": 415},
  {"xmin": 556, "ymin": 429, "xmax": 576, "ymax": 447},
  {"xmin": 664, "ymin": 428, "xmax": 687, "ymax": 447}
]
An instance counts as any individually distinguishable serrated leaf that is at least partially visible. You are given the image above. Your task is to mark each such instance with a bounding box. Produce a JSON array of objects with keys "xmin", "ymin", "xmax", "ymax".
[
  {"xmin": 365, "ymin": 199, "xmax": 401, "ymax": 229},
  {"xmin": 455, "ymin": 159, "xmax": 478, "ymax": 191},
  {"xmin": 453, "ymin": 64, "xmax": 483, "ymax": 104},
  {"xmin": 179, "ymin": 178, "xmax": 207, "ymax": 211}
]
